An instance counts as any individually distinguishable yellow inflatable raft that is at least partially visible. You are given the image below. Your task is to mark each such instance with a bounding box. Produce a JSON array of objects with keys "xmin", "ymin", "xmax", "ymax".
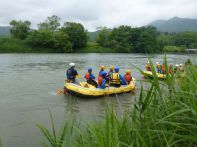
[
  {"xmin": 143, "ymin": 71, "xmax": 167, "ymax": 79},
  {"xmin": 64, "ymin": 79, "xmax": 136, "ymax": 97}
]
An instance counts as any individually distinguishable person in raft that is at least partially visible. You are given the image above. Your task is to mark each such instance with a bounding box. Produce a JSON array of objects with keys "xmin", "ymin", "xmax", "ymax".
[
  {"xmin": 66, "ymin": 63, "xmax": 78, "ymax": 83},
  {"xmin": 145, "ymin": 61, "xmax": 151, "ymax": 71},
  {"xmin": 124, "ymin": 70, "xmax": 132, "ymax": 84},
  {"xmin": 98, "ymin": 71, "xmax": 107, "ymax": 89},
  {"xmin": 98, "ymin": 65, "xmax": 106, "ymax": 77},
  {"xmin": 85, "ymin": 67, "xmax": 98, "ymax": 87},
  {"xmin": 110, "ymin": 67, "xmax": 127, "ymax": 87},
  {"xmin": 106, "ymin": 65, "xmax": 114, "ymax": 82},
  {"xmin": 156, "ymin": 62, "xmax": 162, "ymax": 73},
  {"xmin": 161, "ymin": 63, "xmax": 166, "ymax": 74}
]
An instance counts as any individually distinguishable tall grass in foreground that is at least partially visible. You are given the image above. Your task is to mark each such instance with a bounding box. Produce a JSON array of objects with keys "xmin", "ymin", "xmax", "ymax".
[{"xmin": 37, "ymin": 58, "xmax": 197, "ymax": 147}]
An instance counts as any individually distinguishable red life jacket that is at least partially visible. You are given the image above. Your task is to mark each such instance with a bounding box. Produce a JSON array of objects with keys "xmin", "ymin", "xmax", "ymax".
[
  {"xmin": 124, "ymin": 74, "xmax": 132, "ymax": 82},
  {"xmin": 85, "ymin": 72, "xmax": 90, "ymax": 81},
  {"xmin": 98, "ymin": 76, "xmax": 103, "ymax": 85}
]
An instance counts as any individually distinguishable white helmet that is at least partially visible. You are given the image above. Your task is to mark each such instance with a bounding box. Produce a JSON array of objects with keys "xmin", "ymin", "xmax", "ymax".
[
  {"xmin": 156, "ymin": 62, "xmax": 159, "ymax": 64},
  {"xmin": 179, "ymin": 63, "xmax": 183, "ymax": 66},
  {"xmin": 147, "ymin": 61, "xmax": 150, "ymax": 64},
  {"xmin": 175, "ymin": 64, "xmax": 179, "ymax": 67},
  {"xmin": 69, "ymin": 63, "xmax": 75, "ymax": 67}
]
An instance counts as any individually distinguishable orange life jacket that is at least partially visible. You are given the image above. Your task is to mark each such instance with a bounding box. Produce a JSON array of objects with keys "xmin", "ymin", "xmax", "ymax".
[
  {"xmin": 98, "ymin": 76, "xmax": 103, "ymax": 85},
  {"xmin": 146, "ymin": 64, "xmax": 151, "ymax": 71},
  {"xmin": 124, "ymin": 74, "xmax": 132, "ymax": 82},
  {"xmin": 85, "ymin": 72, "xmax": 90, "ymax": 81},
  {"xmin": 162, "ymin": 64, "xmax": 165, "ymax": 71}
]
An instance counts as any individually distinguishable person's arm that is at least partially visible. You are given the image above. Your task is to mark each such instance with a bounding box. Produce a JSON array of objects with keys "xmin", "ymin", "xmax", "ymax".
[
  {"xmin": 102, "ymin": 79, "xmax": 107, "ymax": 88},
  {"xmin": 74, "ymin": 69, "xmax": 78, "ymax": 77},
  {"xmin": 120, "ymin": 74, "xmax": 127, "ymax": 85},
  {"xmin": 90, "ymin": 73, "xmax": 96, "ymax": 79}
]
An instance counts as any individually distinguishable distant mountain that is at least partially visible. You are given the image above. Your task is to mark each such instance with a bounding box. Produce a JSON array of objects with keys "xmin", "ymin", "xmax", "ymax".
[
  {"xmin": 0, "ymin": 26, "xmax": 10, "ymax": 36},
  {"xmin": 148, "ymin": 17, "xmax": 197, "ymax": 32}
]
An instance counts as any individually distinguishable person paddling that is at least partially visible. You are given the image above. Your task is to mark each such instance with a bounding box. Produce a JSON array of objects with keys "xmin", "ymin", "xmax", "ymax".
[
  {"xmin": 110, "ymin": 67, "xmax": 126, "ymax": 87},
  {"xmin": 98, "ymin": 71, "xmax": 107, "ymax": 89},
  {"xmin": 124, "ymin": 70, "xmax": 132, "ymax": 84},
  {"xmin": 85, "ymin": 68, "xmax": 98, "ymax": 87},
  {"xmin": 66, "ymin": 63, "xmax": 78, "ymax": 83}
]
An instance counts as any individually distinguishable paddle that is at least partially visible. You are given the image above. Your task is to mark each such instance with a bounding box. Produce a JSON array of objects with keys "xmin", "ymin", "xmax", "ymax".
[{"xmin": 55, "ymin": 74, "xmax": 82, "ymax": 96}]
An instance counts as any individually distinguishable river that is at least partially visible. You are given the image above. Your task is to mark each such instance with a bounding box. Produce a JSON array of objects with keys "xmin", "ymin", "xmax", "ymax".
[{"xmin": 0, "ymin": 53, "xmax": 196, "ymax": 147}]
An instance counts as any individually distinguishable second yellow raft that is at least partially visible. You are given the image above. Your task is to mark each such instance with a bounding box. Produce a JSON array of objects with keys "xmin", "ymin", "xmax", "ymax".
[{"xmin": 143, "ymin": 71, "xmax": 167, "ymax": 79}]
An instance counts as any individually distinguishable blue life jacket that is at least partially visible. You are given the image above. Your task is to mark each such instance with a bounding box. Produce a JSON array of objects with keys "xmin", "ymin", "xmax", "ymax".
[{"xmin": 67, "ymin": 67, "xmax": 78, "ymax": 80}]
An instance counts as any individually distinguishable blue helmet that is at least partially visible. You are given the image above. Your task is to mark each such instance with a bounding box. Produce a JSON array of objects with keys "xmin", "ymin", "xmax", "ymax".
[
  {"xmin": 88, "ymin": 67, "xmax": 92, "ymax": 72},
  {"xmin": 101, "ymin": 71, "xmax": 107, "ymax": 77},
  {"xmin": 114, "ymin": 66, "xmax": 119, "ymax": 72}
]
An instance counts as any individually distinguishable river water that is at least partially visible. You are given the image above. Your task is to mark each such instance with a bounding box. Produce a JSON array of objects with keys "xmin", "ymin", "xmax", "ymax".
[{"xmin": 0, "ymin": 53, "xmax": 196, "ymax": 147}]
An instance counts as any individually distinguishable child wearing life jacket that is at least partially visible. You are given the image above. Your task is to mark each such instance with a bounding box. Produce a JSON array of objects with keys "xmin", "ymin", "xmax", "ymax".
[
  {"xmin": 106, "ymin": 65, "xmax": 114, "ymax": 83},
  {"xmin": 98, "ymin": 65, "xmax": 106, "ymax": 77},
  {"xmin": 85, "ymin": 67, "xmax": 98, "ymax": 87},
  {"xmin": 98, "ymin": 71, "xmax": 107, "ymax": 89},
  {"xmin": 124, "ymin": 70, "xmax": 132, "ymax": 84}
]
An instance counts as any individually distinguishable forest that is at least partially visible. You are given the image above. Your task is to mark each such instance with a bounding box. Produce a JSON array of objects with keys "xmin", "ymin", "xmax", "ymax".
[{"xmin": 1, "ymin": 15, "xmax": 197, "ymax": 53}]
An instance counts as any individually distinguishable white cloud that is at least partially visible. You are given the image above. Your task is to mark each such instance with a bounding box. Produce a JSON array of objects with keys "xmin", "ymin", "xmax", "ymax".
[{"xmin": 0, "ymin": 0, "xmax": 197, "ymax": 31}]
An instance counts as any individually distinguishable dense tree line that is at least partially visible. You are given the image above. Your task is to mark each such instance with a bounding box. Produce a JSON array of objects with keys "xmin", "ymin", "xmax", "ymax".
[
  {"xmin": 9, "ymin": 15, "xmax": 87, "ymax": 53},
  {"xmin": 96, "ymin": 26, "xmax": 158, "ymax": 53},
  {"xmin": 96, "ymin": 26, "xmax": 197, "ymax": 53},
  {"xmin": 7, "ymin": 15, "xmax": 197, "ymax": 53},
  {"xmin": 157, "ymin": 32, "xmax": 197, "ymax": 50}
]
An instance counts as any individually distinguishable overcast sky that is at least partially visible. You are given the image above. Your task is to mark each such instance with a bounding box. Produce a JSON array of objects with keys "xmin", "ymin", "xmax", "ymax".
[{"xmin": 0, "ymin": 0, "xmax": 197, "ymax": 31}]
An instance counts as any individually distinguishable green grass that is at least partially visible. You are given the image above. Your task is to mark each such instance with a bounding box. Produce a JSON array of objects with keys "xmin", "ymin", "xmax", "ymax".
[
  {"xmin": 37, "ymin": 56, "xmax": 197, "ymax": 147},
  {"xmin": 0, "ymin": 37, "xmax": 63, "ymax": 53},
  {"xmin": 75, "ymin": 42, "xmax": 115, "ymax": 53},
  {"xmin": 0, "ymin": 37, "xmax": 33, "ymax": 53},
  {"xmin": 164, "ymin": 45, "xmax": 185, "ymax": 52}
]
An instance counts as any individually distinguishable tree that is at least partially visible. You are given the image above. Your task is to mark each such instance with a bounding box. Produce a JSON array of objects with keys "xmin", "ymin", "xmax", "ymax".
[
  {"xmin": 134, "ymin": 26, "xmax": 158, "ymax": 53},
  {"xmin": 173, "ymin": 32, "xmax": 197, "ymax": 48},
  {"xmin": 9, "ymin": 20, "xmax": 31, "ymax": 39},
  {"xmin": 109, "ymin": 25, "xmax": 133, "ymax": 52},
  {"xmin": 38, "ymin": 15, "xmax": 61, "ymax": 31},
  {"xmin": 61, "ymin": 22, "xmax": 87, "ymax": 50},
  {"xmin": 96, "ymin": 27, "xmax": 110, "ymax": 47},
  {"xmin": 26, "ymin": 30, "xmax": 72, "ymax": 53}
]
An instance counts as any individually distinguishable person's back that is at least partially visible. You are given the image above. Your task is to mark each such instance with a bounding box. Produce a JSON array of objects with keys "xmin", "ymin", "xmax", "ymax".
[
  {"xmin": 162, "ymin": 64, "xmax": 166, "ymax": 74},
  {"xmin": 145, "ymin": 61, "xmax": 151, "ymax": 71},
  {"xmin": 85, "ymin": 68, "xmax": 98, "ymax": 87},
  {"xmin": 110, "ymin": 72, "xmax": 120, "ymax": 87},
  {"xmin": 66, "ymin": 63, "xmax": 78, "ymax": 83},
  {"xmin": 98, "ymin": 71, "xmax": 107, "ymax": 89},
  {"xmin": 98, "ymin": 65, "xmax": 105, "ymax": 77},
  {"xmin": 110, "ymin": 67, "xmax": 126, "ymax": 87},
  {"xmin": 124, "ymin": 70, "xmax": 132, "ymax": 84},
  {"xmin": 156, "ymin": 62, "xmax": 162, "ymax": 73}
]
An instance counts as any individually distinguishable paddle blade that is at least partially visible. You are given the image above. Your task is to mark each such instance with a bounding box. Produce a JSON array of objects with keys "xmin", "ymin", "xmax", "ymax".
[
  {"xmin": 56, "ymin": 88, "xmax": 63, "ymax": 95},
  {"xmin": 76, "ymin": 74, "xmax": 81, "ymax": 78}
]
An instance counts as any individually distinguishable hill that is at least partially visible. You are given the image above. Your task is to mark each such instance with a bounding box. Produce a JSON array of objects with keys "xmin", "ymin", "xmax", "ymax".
[
  {"xmin": 148, "ymin": 17, "xmax": 197, "ymax": 32},
  {"xmin": 0, "ymin": 26, "xmax": 10, "ymax": 36}
]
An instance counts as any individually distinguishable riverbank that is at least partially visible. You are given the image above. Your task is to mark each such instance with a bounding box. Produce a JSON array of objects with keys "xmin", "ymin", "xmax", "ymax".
[
  {"xmin": 0, "ymin": 37, "xmax": 187, "ymax": 53},
  {"xmin": 38, "ymin": 63, "xmax": 197, "ymax": 147}
]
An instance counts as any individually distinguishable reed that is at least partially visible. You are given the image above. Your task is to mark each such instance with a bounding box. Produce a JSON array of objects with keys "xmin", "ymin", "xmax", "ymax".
[{"xmin": 37, "ymin": 57, "xmax": 197, "ymax": 147}]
